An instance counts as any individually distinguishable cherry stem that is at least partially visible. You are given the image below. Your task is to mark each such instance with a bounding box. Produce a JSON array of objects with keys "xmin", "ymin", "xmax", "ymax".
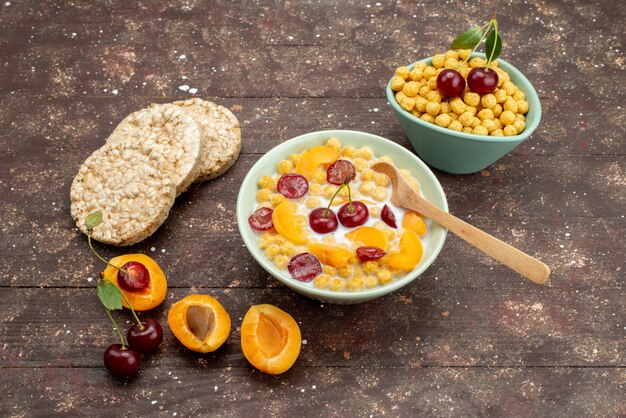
[
  {"xmin": 105, "ymin": 278, "xmax": 144, "ymax": 330},
  {"xmin": 457, "ymin": 18, "xmax": 495, "ymax": 70},
  {"xmin": 324, "ymin": 184, "xmax": 346, "ymax": 217},
  {"xmin": 485, "ymin": 19, "xmax": 499, "ymax": 68},
  {"xmin": 87, "ymin": 233, "xmax": 126, "ymax": 275},
  {"xmin": 104, "ymin": 306, "xmax": 126, "ymax": 349},
  {"xmin": 347, "ymin": 183, "xmax": 354, "ymax": 213}
]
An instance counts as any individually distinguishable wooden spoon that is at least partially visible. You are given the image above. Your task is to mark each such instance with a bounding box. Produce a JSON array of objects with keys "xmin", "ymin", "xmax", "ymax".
[{"xmin": 371, "ymin": 162, "xmax": 550, "ymax": 284}]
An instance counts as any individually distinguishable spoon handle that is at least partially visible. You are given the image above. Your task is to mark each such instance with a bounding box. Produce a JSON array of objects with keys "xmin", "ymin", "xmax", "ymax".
[{"xmin": 409, "ymin": 197, "xmax": 550, "ymax": 284}]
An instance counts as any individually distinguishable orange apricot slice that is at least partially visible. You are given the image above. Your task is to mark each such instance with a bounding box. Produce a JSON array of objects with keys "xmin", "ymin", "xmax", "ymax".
[
  {"xmin": 345, "ymin": 226, "xmax": 390, "ymax": 251},
  {"xmin": 104, "ymin": 254, "xmax": 167, "ymax": 311},
  {"xmin": 402, "ymin": 211, "xmax": 427, "ymax": 236},
  {"xmin": 168, "ymin": 294, "xmax": 231, "ymax": 353},
  {"xmin": 386, "ymin": 230, "xmax": 423, "ymax": 271},
  {"xmin": 240, "ymin": 304, "xmax": 301, "ymax": 375},
  {"xmin": 307, "ymin": 243, "xmax": 352, "ymax": 268},
  {"xmin": 295, "ymin": 145, "xmax": 339, "ymax": 180},
  {"xmin": 272, "ymin": 201, "xmax": 307, "ymax": 245}
]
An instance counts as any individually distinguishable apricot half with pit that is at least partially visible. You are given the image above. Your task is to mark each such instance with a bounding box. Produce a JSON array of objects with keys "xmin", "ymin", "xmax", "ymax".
[
  {"xmin": 307, "ymin": 243, "xmax": 352, "ymax": 268},
  {"xmin": 103, "ymin": 254, "xmax": 167, "ymax": 311},
  {"xmin": 345, "ymin": 226, "xmax": 390, "ymax": 252},
  {"xmin": 168, "ymin": 294, "xmax": 231, "ymax": 353},
  {"xmin": 240, "ymin": 304, "xmax": 301, "ymax": 375},
  {"xmin": 272, "ymin": 201, "xmax": 307, "ymax": 245},
  {"xmin": 386, "ymin": 230, "xmax": 423, "ymax": 271},
  {"xmin": 295, "ymin": 145, "xmax": 339, "ymax": 180}
]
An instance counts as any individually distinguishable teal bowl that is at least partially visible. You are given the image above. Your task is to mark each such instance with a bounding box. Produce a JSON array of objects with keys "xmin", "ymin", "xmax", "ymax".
[
  {"xmin": 386, "ymin": 53, "xmax": 541, "ymax": 174},
  {"xmin": 237, "ymin": 130, "xmax": 448, "ymax": 304}
]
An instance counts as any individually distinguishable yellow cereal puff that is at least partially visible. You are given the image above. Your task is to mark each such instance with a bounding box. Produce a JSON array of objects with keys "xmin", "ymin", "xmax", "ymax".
[
  {"xmin": 384, "ymin": 228, "xmax": 395, "ymax": 241},
  {"xmin": 322, "ymin": 234, "xmax": 337, "ymax": 244},
  {"xmin": 395, "ymin": 66, "xmax": 410, "ymax": 79},
  {"xmin": 414, "ymin": 61, "xmax": 427, "ymax": 71},
  {"xmin": 415, "ymin": 97, "xmax": 428, "ymax": 113},
  {"xmin": 283, "ymin": 242, "xmax": 297, "ymax": 257},
  {"xmin": 322, "ymin": 264, "xmax": 337, "ymax": 276},
  {"xmin": 493, "ymin": 103, "xmax": 503, "ymax": 118},
  {"xmin": 463, "ymin": 127, "xmax": 473, "ymax": 133},
  {"xmin": 458, "ymin": 49, "xmax": 471, "ymax": 60},
  {"xmin": 423, "ymin": 66, "xmax": 437, "ymax": 80},
  {"xmin": 311, "ymin": 169, "xmax": 327, "ymax": 185},
  {"xmin": 373, "ymin": 172, "xmax": 390, "ymax": 187},
  {"xmin": 477, "ymin": 108, "xmax": 495, "ymax": 121},
  {"xmin": 480, "ymin": 94, "xmax": 497, "ymax": 109},
  {"xmin": 470, "ymin": 117, "xmax": 481, "ymax": 129},
  {"xmin": 323, "ymin": 185, "xmax": 338, "ymax": 199},
  {"xmin": 435, "ymin": 113, "xmax": 452, "ymax": 128},
  {"xmin": 463, "ymin": 92, "xmax": 480, "ymax": 107},
  {"xmin": 277, "ymin": 159, "xmax": 293, "ymax": 174},
  {"xmin": 377, "ymin": 269, "xmax": 393, "ymax": 285},
  {"xmin": 270, "ymin": 193, "xmax": 286, "ymax": 206},
  {"xmin": 426, "ymin": 90, "xmax": 442, "ymax": 103},
  {"xmin": 444, "ymin": 57, "xmax": 458, "ymax": 69},
  {"xmin": 503, "ymin": 124, "xmax": 518, "ymax": 136},
  {"xmin": 448, "ymin": 120, "xmax": 463, "ymax": 131},
  {"xmin": 469, "ymin": 57, "xmax": 486, "ymax": 68},
  {"xmin": 314, "ymin": 274, "xmax": 331, "ymax": 289},
  {"xmin": 482, "ymin": 119, "xmax": 498, "ymax": 133},
  {"xmin": 372, "ymin": 187, "xmax": 388, "ymax": 202},
  {"xmin": 258, "ymin": 233, "xmax": 274, "ymax": 249},
  {"xmin": 460, "ymin": 66, "xmax": 472, "ymax": 78},
  {"xmin": 391, "ymin": 75, "xmax": 406, "ymax": 92},
  {"xmin": 357, "ymin": 146, "xmax": 374, "ymax": 160},
  {"xmin": 295, "ymin": 215, "xmax": 307, "ymax": 227},
  {"xmin": 425, "ymin": 101, "xmax": 441, "ymax": 117},
  {"xmin": 256, "ymin": 188, "xmax": 272, "ymax": 203},
  {"xmin": 370, "ymin": 206, "xmax": 381, "ymax": 218},
  {"xmin": 411, "ymin": 109, "xmax": 423, "ymax": 118},
  {"xmin": 489, "ymin": 60, "xmax": 499, "ymax": 68},
  {"xmin": 338, "ymin": 265, "xmax": 354, "ymax": 278},
  {"xmin": 352, "ymin": 157, "xmax": 369, "ymax": 172},
  {"xmin": 502, "ymin": 80, "xmax": 516, "ymax": 96},
  {"xmin": 341, "ymin": 146, "xmax": 357, "ymax": 158},
  {"xmin": 420, "ymin": 113, "xmax": 435, "ymax": 124},
  {"xmin": 418, "ymin": 85, "xmax": 430, "ymax": 98},
  {"xmin": 264, "ymin": 244, "xmax": 280, "ymax": 260},
  {"xmin": 513, "ymin": 119, "xmax": 526, "ymax": 134},
  {"xmin": 503, "ymin": 99, "xmax": 518, "ymax": 113},
  {"xmin": 491, "ymin": 129, "xmax": 504, "ymax": 136},
  {"xmin": 347, "ymin": 277, "xmax": 364, "ymax": 292},
  {"xmin": 402, "ymin": 81, "xmax": 420, "ymax": 97},
  {"xmin": 258, "ymin": 175, "xmax": 276, "ymax": 191},
  {"xmin": 306, "ymin": 197, "xmax": 321, "ymax": 209},
  {"xmin": 339, "ymin": 185, "xmax": 352, "ymax": 198},
  {"xmin": 400, "ymin": 97, "xmax": 416, "ymax": 112},
  {"xmin": 364, "ymin": 276, "xmax": 378, "ymax": 289},
  {"xmin": 426, "ymin": 77, "xmax": 438, "ymax": 89},
  {"xmin": 378, "ymin": 156, "xmax": 392, "ymax": 164},
  {"xmin": 472, "ymin": 125, "xmax": 489, "ymax": 135},
  {"xmin": 329, "ymin": 279, "xmax": 346, "ymax": 292},
  {"xmin": 500, "ymin": 110, "xmax": 516, "ymax": 126},
  {"xmin": 409, "ymin": 67, "xmax": 423, "ymax": 81},
  {"xmin": 362, "ymin": 261, "xmax": 378, "ymax": 274},
  {"xmin": 458, "ymin": 111, "xmax": 474, "ymax": 127},
  {"xmin": 308, "ymin": 183, "xmax": 322, "ymax": 196},
  {"xmin": 359, "ymin": 182, "xmax": 374, "ymax": 196},
  {"xmin": 360, "ymin": 168, "xmax": 375, "ymax": 182},
  {"xmin": 439, "ymin": 101, "xmax": 451, "ymax": 114},
  {"xmin": 450, "ymin": 97, "xmax": 467, "ymax": 115},
  {"xmin": 517, "ymin": 100, "xmax": 529, "ymax": 114},
  {"xmin": 326, "ymin": 137, "xmax": 342, "ymax": 150},
  {"xmin": 273, "ymin": 254, "xmax": 290, "ymax": 270},
  {"xmin": 431, "ymin": 54, "xmax": 445, "ymax": 68},
  {"xmin": 493, "ymin": 88, "xmax": 507, "ymax": 104}
]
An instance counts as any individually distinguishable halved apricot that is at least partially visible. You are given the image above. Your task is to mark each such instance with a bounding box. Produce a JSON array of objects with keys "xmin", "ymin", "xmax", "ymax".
[
  {"xmin": 241, "ymin": 304, "xmax": 301, "ymax": 375},
  {"xmin": 386, "ymin": 230, "xmax": 423, "ymax": 271},
  {"xmin": 345, "ymin": 226, "xmax": 390, "ymax": 252},
  {"xmin": 103, "ymin": 254, "xmax": 167, "ymax": 311},
  {"xmin": 272, "ymin": 201, "xmax": 307, "ymax": 245},
  {"xmin": 168, "ymin": 294, "xmax": 231, "ymax": 353},
  {"xmin": 402, "ymin": 211, "xmax": 427, "ymax": 236},
  {"xmin": 308, "ymin": 243, "xmax": 352, "ymax": 268},
  {"xmin": 295, "ymin": 145, "xmax": 339, "ymax": 180}
]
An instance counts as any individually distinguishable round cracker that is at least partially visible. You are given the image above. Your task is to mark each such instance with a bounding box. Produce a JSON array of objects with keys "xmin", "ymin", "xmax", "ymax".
[
  {"xmin": 173, "ymin": 98, "xmax": 241, "ymax": 183},
  {"xmin": 107, "ymin": 103, "xmax": 202, "ymax": 194},
  {"xmin": 70, "ymin": 140, "xmax": 176, "ymax": 246}
]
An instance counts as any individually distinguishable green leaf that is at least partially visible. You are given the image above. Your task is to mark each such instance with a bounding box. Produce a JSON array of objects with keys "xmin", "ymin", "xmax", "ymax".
[
  {"xmin": 85, "ymin": 210, "xmax": 103, "ymax": 230},
  {"xmin": 485, "ymin": 29, "xmax": 502, "ymax": 62},
  {"xmin": 451, "ymin": 26, "xmax": 484, "ymax": 49},
  {"xmin": 97, "ymin": 280, "xmax": 122, "ymax": 310}
]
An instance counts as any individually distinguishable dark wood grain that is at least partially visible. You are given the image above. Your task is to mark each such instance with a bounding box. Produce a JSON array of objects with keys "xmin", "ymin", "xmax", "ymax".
[{"xmin": 0, "ymin": 0, "xmax": 624, "ymax": 416}]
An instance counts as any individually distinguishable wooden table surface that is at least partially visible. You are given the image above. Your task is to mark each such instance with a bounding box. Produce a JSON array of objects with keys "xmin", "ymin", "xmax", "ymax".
[{"xmin": 1, "ymin": 1, "xmax": 624, "ymax": 416}]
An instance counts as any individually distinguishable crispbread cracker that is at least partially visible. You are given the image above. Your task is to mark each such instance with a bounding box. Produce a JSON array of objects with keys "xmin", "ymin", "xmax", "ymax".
[
  {"xmin": 107, "ymin": 103, "xmax": 202, "ymax": 194},
  {"xmin": 70, "ymin": 140, "xmax": 176, "ymax": 246},
  {"xmin": 172, "ymin": 98, "xmax": 241, "ymax": 183}
]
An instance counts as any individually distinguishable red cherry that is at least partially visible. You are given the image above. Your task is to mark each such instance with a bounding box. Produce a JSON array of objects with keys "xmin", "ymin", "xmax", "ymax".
[
  {"xmin": 248, "ymin": 207, "xmax": 274, "ymax": 231},
  {"xmin": 436, "ymin": 69, "xmax": 466, "ymax": 97},
  {"xmin": 326, "ymin": 160, "xmax": 356, "ymax": 185},
  {"xmin": 467, "ymin": 67, "xmax": 499, "ymax": 94},
  {"xmin": 381, "ymin": 204, "xmax": 397, "ymax": 228},
  {"xmin": 127, "ymin": 318, "xmax": 163, "ymax": 354},
  {"xmin": 288, "ymin": 253, "xmax": 322, "ymax": 282},
  {"xmin": 356, "ymin": 246, "xmax": 386, "ymax": 262},
  {"xmin": 337, "ymin": 201, "xmax": 369, "ymax": 228},
  {"xmin": 103, "ymin": 344, "xmax": 140, "ymax": 377},
  {"xmin": 309, "ymin": 207, "xmax": 338, "ymax": 234},
  {"xmin": 277, "ymin": 173, "xmax": 309, "ymax": 199},
  {"xmin": 117, "ymin": 262, "xmax": 150, "ymax": 293}
]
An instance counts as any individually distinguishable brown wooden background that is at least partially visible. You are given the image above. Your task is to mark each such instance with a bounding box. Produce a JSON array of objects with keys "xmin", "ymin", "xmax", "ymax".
[{"xmin": 0, "ymin": 0, "xmax": 624, "ymax": 416}]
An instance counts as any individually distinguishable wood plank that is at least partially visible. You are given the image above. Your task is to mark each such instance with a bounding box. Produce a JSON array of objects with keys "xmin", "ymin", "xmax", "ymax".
[
  {"xmin": 1, "ymin": 366, "xmax": 624, "ymax": 417},
  {"xmin": 1, "ymin": 287, "xmax": 623, "ymax": 368}
]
